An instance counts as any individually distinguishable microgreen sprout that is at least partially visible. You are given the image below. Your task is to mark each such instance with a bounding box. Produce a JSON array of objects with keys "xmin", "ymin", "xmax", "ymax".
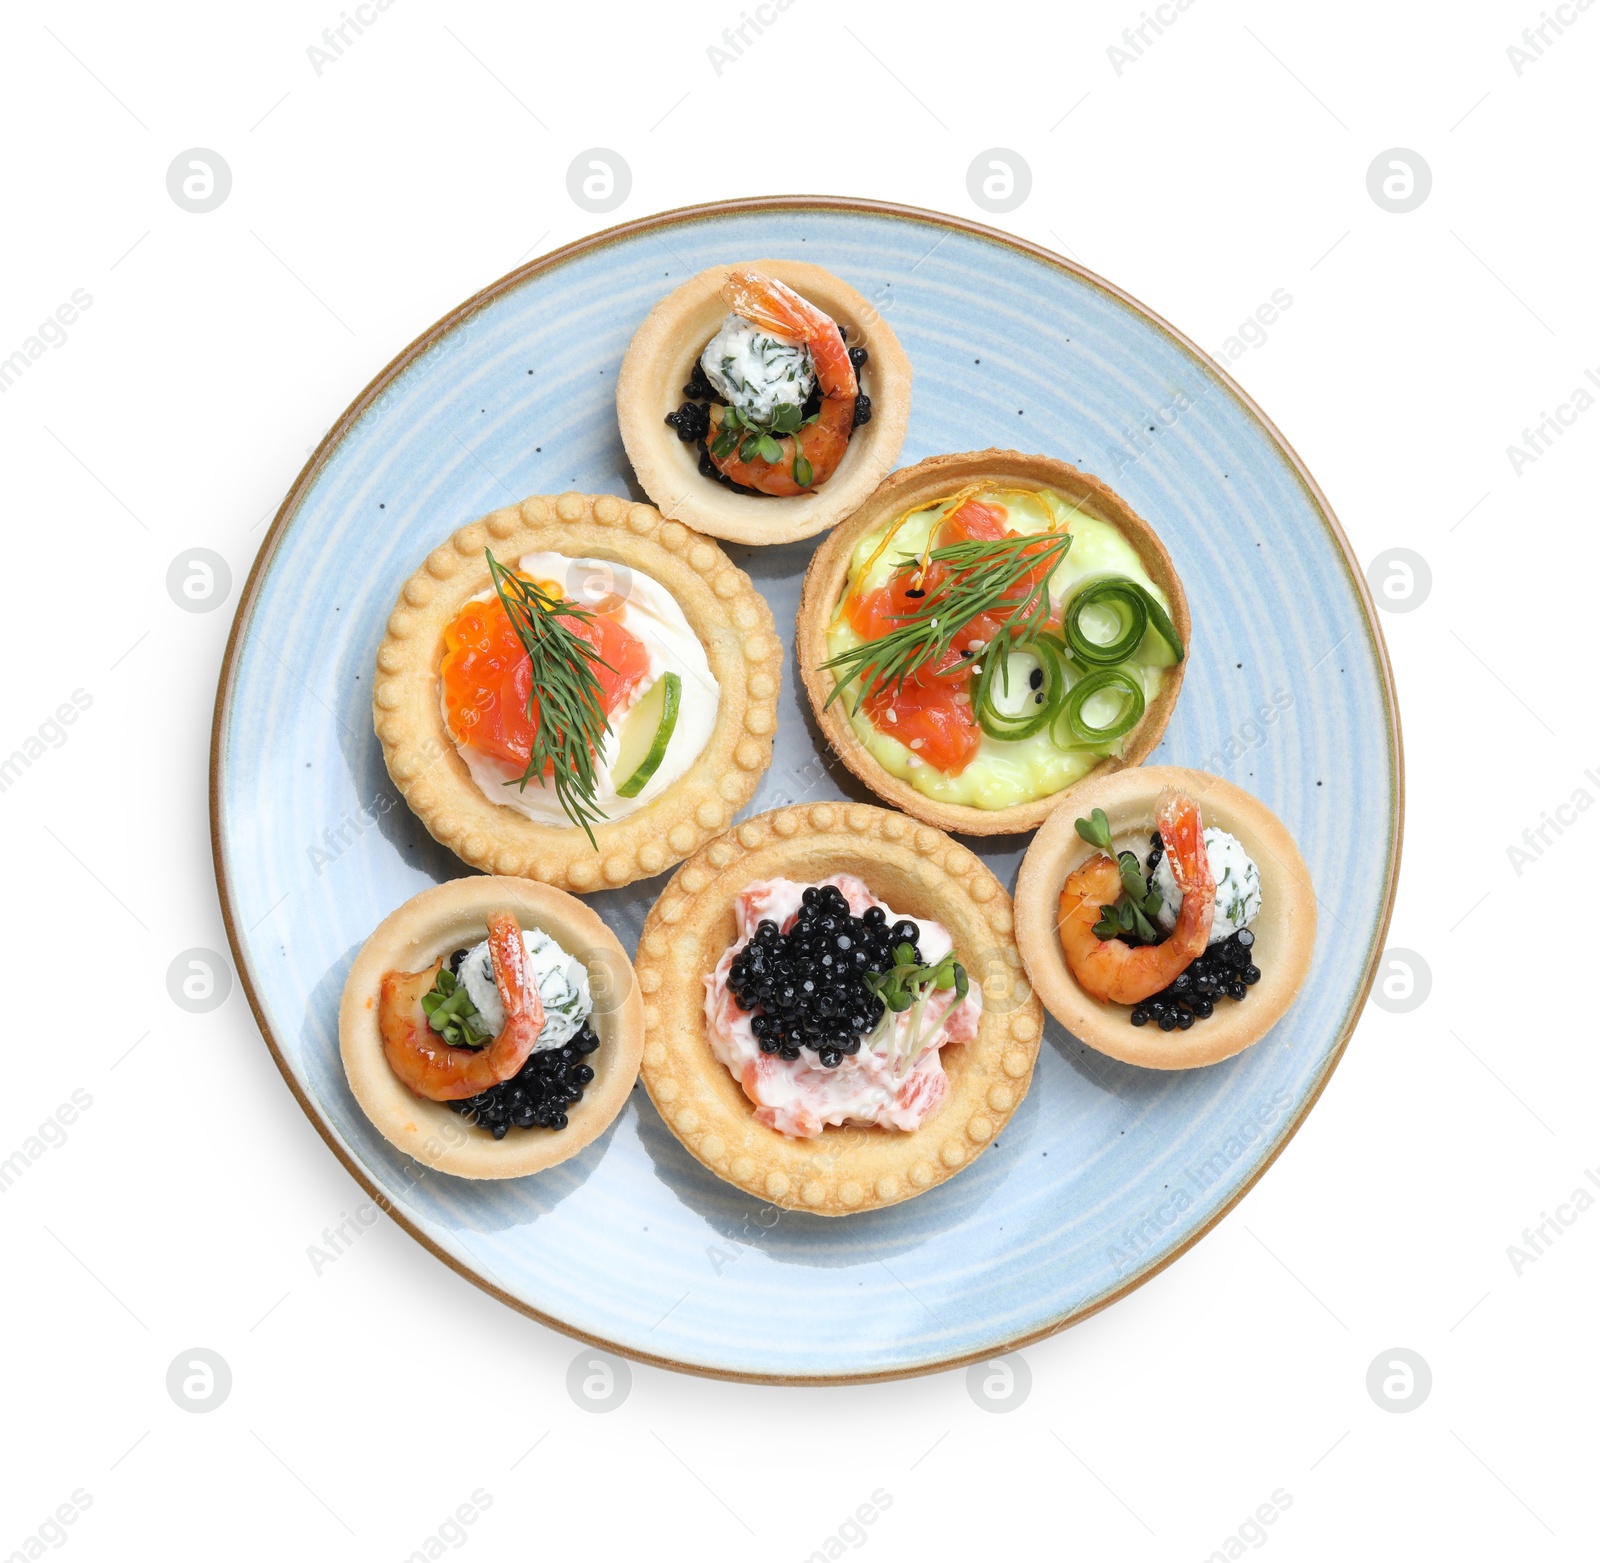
[
  {"xmin": 863, "ymin": 945, "xmax": 970, "ymax": 1078},
  {"xmin": 420, "ymin": 967, "xmax": 494, "ymax": 1048},
  {"xmin": 709, "ymin": 402, "xmax": 821, "ymax": 486},
  {"xmin": 1075, "ymin": 810, "xmax": 1167, "ymax": 944}
]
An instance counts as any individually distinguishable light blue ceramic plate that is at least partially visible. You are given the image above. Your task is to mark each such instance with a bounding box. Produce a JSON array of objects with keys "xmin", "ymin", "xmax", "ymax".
[{"xmin": 212, "ymin": 197, "xmax": 1400, "ymax": 1383}]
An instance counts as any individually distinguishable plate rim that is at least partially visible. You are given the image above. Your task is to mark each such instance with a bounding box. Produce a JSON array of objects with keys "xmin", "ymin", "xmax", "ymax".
[{"xmin": 208, "ymin": 193, "xmax": 1405, "ymax": 1385}]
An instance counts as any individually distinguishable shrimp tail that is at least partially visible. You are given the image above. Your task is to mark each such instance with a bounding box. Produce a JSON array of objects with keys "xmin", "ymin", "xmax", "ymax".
[
  {"xmin": 720, "ymin": 268, "xmax": 823, "ymax": 343},
  {"xmin": 1057, "ymin": 790, "xmax": 1217, "ymax": 1007},
  {"xmin": 1156, "ymin": 788, "xmax": 1214, "ymax": 898},
  {"xmin": 720, "ymin": 268, "xmax": 857, "ymax": 400},
  {"xmin": 485, "ymin": 913, "xmax": 544, "ymax": 1066},
  {"xmin": 379, "ymin": 914, "xmax": 544, "ymax": 1102},
  {"xmin": 486, "ymin": 913, "xmax": 532, "ymax": 1020}
]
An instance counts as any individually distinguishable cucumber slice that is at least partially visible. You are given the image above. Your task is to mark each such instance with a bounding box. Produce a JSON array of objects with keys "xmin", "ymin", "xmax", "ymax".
[
  {"xmin": 975, "ymin": 636, "xmax": 1067, "ymax": 741},
  {"xmin": 613, "ymin": 672, "xmax": 682, "ymax": 798}
]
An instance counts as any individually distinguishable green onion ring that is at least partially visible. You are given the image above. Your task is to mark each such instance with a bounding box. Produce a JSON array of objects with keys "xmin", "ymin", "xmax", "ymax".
[
  {"xmin": 1053, "ymin": 666, "xmax": 1146, "ymax": 747},
  {"xmin": 975, "ymin": 636, "xmax": 1067, "ymax": 741}
]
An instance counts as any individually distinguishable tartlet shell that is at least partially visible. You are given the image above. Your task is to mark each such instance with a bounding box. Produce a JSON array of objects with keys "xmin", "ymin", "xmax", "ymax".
[
  {"xmin": 373, "ymin": 492, "xmax": 780, "ymax": 892},
  {"xmin": 338, "ymin": 876, "xmax": 645, "ymax": 1179},
  {"xmin": 1013, "ymin": 766, "xmax": 1316, "ymax": 1069},
  {"xmin": 797, "ymin": 450, "xmax": 1190, "ymax": 836},
  {"xmin": 635, "ymin": 802, "xmax": 1044, "ymax": 1216},
  {"xmin": 615, "ymin": 259, "xmax": 912, "ymax": 546}
]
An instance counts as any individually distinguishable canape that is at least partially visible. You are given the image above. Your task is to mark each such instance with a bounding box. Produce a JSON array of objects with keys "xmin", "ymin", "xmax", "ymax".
[
  {"xmin": 339, "ymin": 876, "xmax": 644, "ymax": 1178},
  {"xmin": 798, "ymin": 451, "xmax": 1189, "ymax": 836},
  {"xmin": 634, "ymin": 802, "xmax": 1043, "ymax": 1215},
  {"xmin": 1013, "ymin": 767, "xmax": 1315, "ymax": 1069},
  {"xmin": 373, "ymin": 492, "xmax": 780, "ymax": 892},
  {"xmin": 617, "ymin": 260, "xmax": 912, "ymax": 546}
]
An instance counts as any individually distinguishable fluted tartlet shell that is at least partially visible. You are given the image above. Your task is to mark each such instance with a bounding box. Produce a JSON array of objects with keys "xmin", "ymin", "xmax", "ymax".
[
  {"xmin": 373, "ymin": 492, "xmax": 779, "ymax": 891},
  {"xmin": 635, "ymin": 803, "xmax": 1043, "ymax": 1216}
]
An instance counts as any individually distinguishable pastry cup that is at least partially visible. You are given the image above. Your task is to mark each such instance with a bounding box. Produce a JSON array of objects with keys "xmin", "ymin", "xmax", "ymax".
[
  {"xmin": 373, "ymin": 492, "xmax": 781, "ymax": 893},
  {"xmin": 339, "ymin": 876, "xmax": 644, "ymax": 1179},
  {"xmin": 616, "ymin": 259, "xmax": 912, "ymax": 546},
  {"xmin": 797, "ymin": 450, "xmax": 1190, "ymax": 837},
  {"xmin": 1013, "ymin": 766, "xmax": 1315, "ymax": 1069},
  {"xmin": 634, "ymin": 802, "xmax": 1044, "ymax": 1216}
]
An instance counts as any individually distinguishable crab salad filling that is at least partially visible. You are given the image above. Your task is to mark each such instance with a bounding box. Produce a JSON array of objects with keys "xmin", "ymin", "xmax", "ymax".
[{"xmin": 703, "ymin": 874, "xmax": 982, "ymax": 1139}]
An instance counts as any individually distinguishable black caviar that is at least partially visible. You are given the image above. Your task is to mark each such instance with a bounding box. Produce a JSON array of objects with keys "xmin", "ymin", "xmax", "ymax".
[
  {"xmin": 1125, "ymin": 834, "xmax": 1262, "ymax": 1031},
  {"xmin": 664, "ymin": 399, "xmax": 710, "ymax": 444},
  {"xmin": 1129, "ymin": 930, "xmax": 1260, "ymax": 1031},
  {"xmin": 444, "ymin": 948, "xmax": 598, "ymax": 1135},
  {"xmin": 727, "ymin": 884, "xmax": 915, "ymax": 1068},
  {"xmin": 665, "ymin": 372, "xmax": 766, "ymax": 494},
  {"xmin": 848, "ymin": 344, "xmax": 873, "ymax": 427},
  {"xmin": 684, "ymin": 360, "xmax": 719, "ymax": 402}
]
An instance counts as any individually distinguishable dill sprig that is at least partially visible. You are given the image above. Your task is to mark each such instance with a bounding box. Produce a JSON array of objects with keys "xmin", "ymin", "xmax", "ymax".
[
  {"xmin": 486, "ymin": 549, "xmax": 614, "ymax": 847},
  {"xmin": 819, "ymin": 530, "xmax": 1076, "ymax": 713}
]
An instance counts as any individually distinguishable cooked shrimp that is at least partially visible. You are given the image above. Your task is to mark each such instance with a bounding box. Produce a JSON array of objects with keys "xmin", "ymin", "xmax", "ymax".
[
  {"xmin": 379, "ymin": 913, "xmax": 545, "ymax": 1101},
  {"xmin": 706, "ymin": 268, "xmax": 859, "ymax": 496},
  {"xmin": 1057, "ymin": 789, "xmax": 1216, "ymax": 1006}
]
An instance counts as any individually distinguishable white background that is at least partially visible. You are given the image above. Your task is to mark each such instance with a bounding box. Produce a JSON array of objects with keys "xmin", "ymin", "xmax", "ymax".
[{"xmin": 2, "ymin": 0, "xmax": 1595, "ymax": 1558}]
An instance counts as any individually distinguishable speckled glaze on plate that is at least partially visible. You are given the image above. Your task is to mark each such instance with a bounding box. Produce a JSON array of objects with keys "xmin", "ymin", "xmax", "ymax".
[{"xmin": 211, "ymin": 197, "xmax": 1401, "ymax": 1384}]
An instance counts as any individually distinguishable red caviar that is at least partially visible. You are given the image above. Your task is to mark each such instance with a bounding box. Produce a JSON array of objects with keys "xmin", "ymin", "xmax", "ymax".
[{"xmin": 440, "ymin": 585, "xmax": 650, "ymax": 772}]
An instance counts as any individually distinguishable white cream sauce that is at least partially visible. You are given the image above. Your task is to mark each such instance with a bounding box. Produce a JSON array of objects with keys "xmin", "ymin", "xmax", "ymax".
[
  {"xmin": 447, "ymin": 551, "xmax": 719, "ymax": 827},
  {"xmin": 1153, "ymin": 826, "xmax": 1262, "ymax": 944},
  {"xmin": 460, "ymin": 926, "xmax": 592, "ymax": 1051},
  {"xmin": 700, "ymin": 313, "xmax": 815, "ymax": 422}
]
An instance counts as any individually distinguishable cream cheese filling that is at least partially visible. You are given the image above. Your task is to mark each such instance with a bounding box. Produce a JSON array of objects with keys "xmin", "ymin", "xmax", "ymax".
[
  {"xmin": 1153, "ymin": 826, "xmax": 1263, "ymax": 944},
  {"xmin": 445, "ymin": 551, "xmax": 720, "ymax": 827},
  {"xmin": 825, "ymin": 488, "xmax": 1176, "ymax": 811},
  {"xmin": 459, "ymin": 926, "xmax": 593, "ymax": 1050}
]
